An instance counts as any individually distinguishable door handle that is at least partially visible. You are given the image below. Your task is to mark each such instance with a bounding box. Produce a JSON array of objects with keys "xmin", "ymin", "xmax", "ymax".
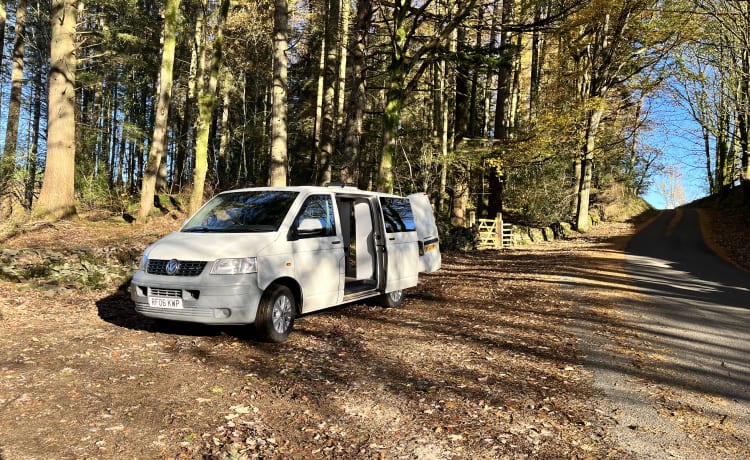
[{"xmin": 332, "ymin": 240, "xmax": 342, "ymax": 244}]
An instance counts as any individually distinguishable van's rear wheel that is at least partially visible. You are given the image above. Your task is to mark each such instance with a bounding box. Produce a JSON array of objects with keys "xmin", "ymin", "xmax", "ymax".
[
  {"xmin": 255, "ymin": 285, "xmax": 295, "ymax": 342},
  {"xmin": 380, "ymin": 289, "xmax": 403, "ymax": 308}
]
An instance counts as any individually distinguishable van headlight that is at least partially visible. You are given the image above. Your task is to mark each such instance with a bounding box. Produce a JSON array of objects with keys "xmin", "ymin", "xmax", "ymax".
[
  {"xmin": 139, "ymin": 253, "xmax": 149, "ymax": 271},
  {"xmin": 211, "ymin": 257, "xmax": 258, "ymax": 275}
]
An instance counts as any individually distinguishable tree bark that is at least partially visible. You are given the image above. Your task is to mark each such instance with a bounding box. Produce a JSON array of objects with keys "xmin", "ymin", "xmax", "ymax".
[
  {"xmin": 341, "ymin": 0, "xmax": 371, "ymax": 185},
  {"xmin": 2, "ymin": 0, "xmax": 28, "ymax": 176},
  {"xmin": 189, "ymin": 0, "xmax": 230, "ymax": 214},
  {"xmin": 175, "ymin": 1, "xmax": 204, "ymax": 192},
  {"xmin": 0, "ymin": 3, "xmax": 6, "ymax": 71},
  {"xmin": 138, "ymin": 0, "xmax": 181, "ymax": 221},
  {"xmin": 217, "ymin": 72, "xmax": 232, "ymax": 186},
  {"xmin": 25, "ymin": 62, "xmax": 45, "ymax": 210},
  {"xmin": 575, "ymin": 108, "xmax": 603, "ymax": 232},
  {"xmin": 318, "ymin": 0, "xmax": 340, "ymax": 185},
  {"xmin": 35, "ymin": 0, "xmax": 78, "ymax": 220},
  {"xmin": 335, "ymin": 0, "xmax": 350, "ymax": 135},
  {"xmin": 270, "ymin": 0, "xmax": 289, "ymax": 186},
  {"xmin": 0, "ymin": 0, "xmax": 28, "ymax": 218}
]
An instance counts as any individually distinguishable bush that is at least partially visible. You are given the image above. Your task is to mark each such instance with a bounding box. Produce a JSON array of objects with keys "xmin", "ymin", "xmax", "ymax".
[{"xmin": 438, "ymin": 221, "xmax": 476, "ymax": 251}]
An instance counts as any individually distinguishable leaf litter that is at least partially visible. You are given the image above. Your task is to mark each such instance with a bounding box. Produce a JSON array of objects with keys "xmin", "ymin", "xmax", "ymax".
[{"xmin": 0, "ymin": 215, "xmax": 747, "ymax": 459}]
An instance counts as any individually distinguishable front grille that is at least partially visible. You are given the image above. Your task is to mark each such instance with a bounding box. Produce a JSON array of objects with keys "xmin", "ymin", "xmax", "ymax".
[
  {"xmin": 149, "ymin": 287, "xmax": 182, "ymax": 297},
  {"xmin": 147, "ymin": 259, "xmax": 207, "ymax": 276}
]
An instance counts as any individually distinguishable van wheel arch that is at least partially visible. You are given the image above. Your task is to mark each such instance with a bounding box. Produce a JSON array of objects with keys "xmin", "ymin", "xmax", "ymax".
[
  {"xmin": 254, "ymin": 283, "xmax": 297, "ymax": 342},
  {"xmin": 260, "ymin": 277, "xmax": 302, "ymax": 314}
]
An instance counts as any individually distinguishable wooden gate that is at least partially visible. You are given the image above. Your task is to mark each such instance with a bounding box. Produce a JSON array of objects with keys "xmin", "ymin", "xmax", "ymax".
[{"xmin": 476, "ymin": 214, "xmax": 513, "ymax": 249}]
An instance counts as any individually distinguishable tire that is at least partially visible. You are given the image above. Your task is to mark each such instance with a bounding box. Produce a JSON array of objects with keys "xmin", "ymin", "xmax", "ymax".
[
  {"xmin": 379, "ymin": 289, "xmax": 404, "ymax": 308},
  {"xmin": 254, "ymin": 284, "xmax": 296, "ymax": 342}
]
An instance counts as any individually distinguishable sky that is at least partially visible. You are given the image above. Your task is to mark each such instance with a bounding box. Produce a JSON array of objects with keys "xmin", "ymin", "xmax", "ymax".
[{"xmin": 641, "ymin": 95, "xmax": 710, "ymax": 210}]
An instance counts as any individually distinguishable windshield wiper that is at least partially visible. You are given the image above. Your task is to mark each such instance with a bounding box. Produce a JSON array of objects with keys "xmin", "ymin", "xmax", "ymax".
[{"xmin": 182, "ymin": 226, "xmax": 214, "ymax": 233}]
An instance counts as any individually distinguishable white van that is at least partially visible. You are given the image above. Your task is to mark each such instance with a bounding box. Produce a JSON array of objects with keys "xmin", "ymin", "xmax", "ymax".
[{"xmin": 130, "ymin": 185, "xmax": 441, "ymax": 342}]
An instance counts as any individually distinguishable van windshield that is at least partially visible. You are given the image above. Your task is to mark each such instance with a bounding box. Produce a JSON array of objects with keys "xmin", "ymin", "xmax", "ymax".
[{"xmin": 182, "ymin": 191, "xmax": 299, "ymax": 233}]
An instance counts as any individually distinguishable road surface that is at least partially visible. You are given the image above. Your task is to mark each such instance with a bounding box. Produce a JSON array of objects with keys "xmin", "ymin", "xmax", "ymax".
[{"xmin": 580, "ymin": 209, "xmax": 750, "ymax": 458}]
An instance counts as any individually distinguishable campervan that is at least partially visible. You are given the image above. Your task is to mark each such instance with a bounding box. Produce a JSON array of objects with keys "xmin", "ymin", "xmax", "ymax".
[{"xmin": 130, "ymin": 185, "xmax": 441, "ymax": 342}]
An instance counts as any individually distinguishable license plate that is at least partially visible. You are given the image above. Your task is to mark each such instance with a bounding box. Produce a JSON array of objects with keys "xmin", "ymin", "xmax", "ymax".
[
  {"xmin": 149, "ymin": 297, "xmax": 183, "ymax": 309},
  {"xmin": 424, "ymin": 243, "xmax": 437, "ymax": 252}
]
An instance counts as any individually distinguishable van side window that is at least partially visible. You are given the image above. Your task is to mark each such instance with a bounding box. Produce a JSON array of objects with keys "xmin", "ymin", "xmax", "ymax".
[
  {"xmin": 380, "ymin": 197, "xmax": 416, "ymax": 233},
  {"xmin": 294, "ymin": 195, "xmax": 336, "ymax": 237}
]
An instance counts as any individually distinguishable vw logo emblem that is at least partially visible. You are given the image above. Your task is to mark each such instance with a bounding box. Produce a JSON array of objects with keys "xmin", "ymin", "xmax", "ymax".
[{"xmin": 165, "ymin": 259, "xmax": 180, "ymax": 275}]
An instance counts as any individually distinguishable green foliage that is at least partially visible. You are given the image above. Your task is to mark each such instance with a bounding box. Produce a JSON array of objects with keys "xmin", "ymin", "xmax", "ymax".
[
  {"xmin": 76, "ymin": 173, "xmax": 127, "ymax": 215},
  {"xmin": 503, "ymin": 158, "xmax": 574, "ymax": 227}
]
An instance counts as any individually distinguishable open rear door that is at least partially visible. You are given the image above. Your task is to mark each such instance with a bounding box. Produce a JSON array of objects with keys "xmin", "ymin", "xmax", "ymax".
[{"xmin": 408, "ymin": 193, "xmax": 441, "ymax": 274}]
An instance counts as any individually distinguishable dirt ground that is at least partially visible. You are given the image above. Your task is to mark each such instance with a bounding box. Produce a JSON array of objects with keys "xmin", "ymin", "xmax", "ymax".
[{"xmin": 0, "ymin": 213, "xmax": 745, "ymax": 459}]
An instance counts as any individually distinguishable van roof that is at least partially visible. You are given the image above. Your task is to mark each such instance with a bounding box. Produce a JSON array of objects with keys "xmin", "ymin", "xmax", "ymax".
[{"xmin": 217, "ymin": 185, "xmax": 407, "ymax": 199}]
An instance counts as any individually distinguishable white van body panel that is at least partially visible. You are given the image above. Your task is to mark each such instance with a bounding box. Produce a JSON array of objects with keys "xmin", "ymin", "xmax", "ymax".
[
  {"xmin": 289, "ymin": 232, "xmax": 345, "ymax": 312},
  {"xmin": 408, "ymin": 193, "xmax": 442, "ymax": 274},
  {"xmin": 145, "ymin": 231, "xmax": 278, "ymax": 261},
  {"xmin": 384, "ymin": 229, "xmax": 420, "ymax": 293}
]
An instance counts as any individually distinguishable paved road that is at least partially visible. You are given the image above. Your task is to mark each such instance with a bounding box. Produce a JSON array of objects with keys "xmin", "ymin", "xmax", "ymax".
[
  {"xmin": 626, "ymin": 209, "xmax": 750, "ymax": 399},
  {"xmin": 584, "ymin": 209, "xmax": 750, "ymax": 458}
]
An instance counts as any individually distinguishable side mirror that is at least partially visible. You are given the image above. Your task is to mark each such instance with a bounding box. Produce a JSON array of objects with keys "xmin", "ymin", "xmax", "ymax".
[{"xmin": 296, "ymin": 218, "xmax": 325, "ymax": 236}]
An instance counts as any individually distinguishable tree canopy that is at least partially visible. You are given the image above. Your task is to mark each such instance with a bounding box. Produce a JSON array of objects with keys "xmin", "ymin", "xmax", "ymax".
[{"xmin": 0, "ymin": 0, "xmax": 746, "ymax": 227}]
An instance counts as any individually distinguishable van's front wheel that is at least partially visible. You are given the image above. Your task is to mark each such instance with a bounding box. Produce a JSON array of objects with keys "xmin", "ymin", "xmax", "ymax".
[
  {"xmin": 255, "ymin": 285, "xmax": 296, "ymax": 342},
  {"xmin": 380, "ymin": 289, "xmax": 404, "ymax": 308}
]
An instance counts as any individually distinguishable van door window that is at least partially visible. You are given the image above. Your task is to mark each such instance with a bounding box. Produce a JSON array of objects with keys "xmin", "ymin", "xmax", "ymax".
[
  {"xmin": 293, "ymin": 195, "xmax": 336, "ymax": 237},
  {"xmin": 380, "ymin": 197, "xmax": 416, "ymax": 233}
]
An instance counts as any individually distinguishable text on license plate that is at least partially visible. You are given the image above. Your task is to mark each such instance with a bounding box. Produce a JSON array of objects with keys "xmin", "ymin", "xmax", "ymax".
[
  {"xmin": 149, "ymin": 297, "xmax": 183, "ymax": 309},
  {"xmin": 424, "ymin": 243, "xmax": 437, "ymax": 252}
]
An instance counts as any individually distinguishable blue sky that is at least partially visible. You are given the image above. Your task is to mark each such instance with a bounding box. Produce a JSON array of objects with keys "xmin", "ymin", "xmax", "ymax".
[{"xmin": 641, "ymin": 95, "xmax": 710, "ymax": 209}]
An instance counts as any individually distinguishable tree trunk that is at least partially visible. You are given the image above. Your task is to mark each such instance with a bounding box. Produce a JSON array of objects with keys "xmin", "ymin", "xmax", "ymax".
[
  {"xmin": 487, "ymin": 0, "xmax": 516, "ymax": 217},
  {"xmin": 189, "ymin": 0, "xmax": 230, "ymax": 214},
  {"xmin": 335, "ymin": 0, "xmax": 350, "ymax": 135},
  {"xmin": 318, "ymin": 0, "xmax": 340, "ymax": 185},
  {"xmin": 311, "ymin": 33, "xmax": 326, "ymax": 183},
  {"xmin": 715, "ymin": 105, "xmax": 731, "ymax": 194},
  {"xmin": 575, "ymin": 108, "xmax": 603, "ymax": 232},
  {"xmin": 138, "ymin": 0, "xmax": 181, "ymax": 221},
  {"xmin": 738, "ymin": 47, "xmax": 749, "ymax": 181},
  {"xmin": 217, "ymin": 73, "xmax": 232, "ymax": 187},
  {"xmin": 2, "ymin": 0, "xmax": 28, "ymax": 173},
  {"xmin": 437, "ymin": 59, "xmax": 448, "ymax": 213},
  {"xmin": 341, "ymin": 0, "xmax": 371, "ymax": 185},
  {"xmin": 0, "ymin": 0, "xmax": 28, "ymax": 218},
  {"xmin": 25, "ymin": 65, "xmax": 44, "ymax": 210},
  {"xmin": 34, "ymin": 0, "xmax": 77, "ymax": 220},
  {"xmin": 0, "ymin": 3, "xmax": 6, "ymax": 71},
  {"xmin": 175, "ymin": 1, "xmax": 203, "ymax": 192},
  {"xmin": 379, "ymin": 67, "xmax": 405, "ymax": 193},
  {"xmin": 378, "ymin": 1, "xmax": 409, "ymax": 194},
  {"xmin": 269, "ymin": 0, "xmax": 289, "ymax": 186},
  {"xmin": 450, "ymin": 175, "xmax": 469, "ymax": 227}
]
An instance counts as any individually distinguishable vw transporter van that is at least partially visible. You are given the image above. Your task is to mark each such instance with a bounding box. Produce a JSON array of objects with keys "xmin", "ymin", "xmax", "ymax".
[{"xmin": 131, "ymin": 185, "xmax": 441, "ymax": 342}]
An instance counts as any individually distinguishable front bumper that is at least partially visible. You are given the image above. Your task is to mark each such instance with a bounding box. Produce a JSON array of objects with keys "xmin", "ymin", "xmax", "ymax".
[{"xmin": 130, "ymin": 269, "xmax": 262, "ymax": 325}]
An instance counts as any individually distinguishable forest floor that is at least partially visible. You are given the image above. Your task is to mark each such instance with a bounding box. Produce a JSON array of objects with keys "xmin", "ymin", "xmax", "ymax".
[{"xmin": 0, "ymin": 207, "xmax": 747, "ymax": 459}]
